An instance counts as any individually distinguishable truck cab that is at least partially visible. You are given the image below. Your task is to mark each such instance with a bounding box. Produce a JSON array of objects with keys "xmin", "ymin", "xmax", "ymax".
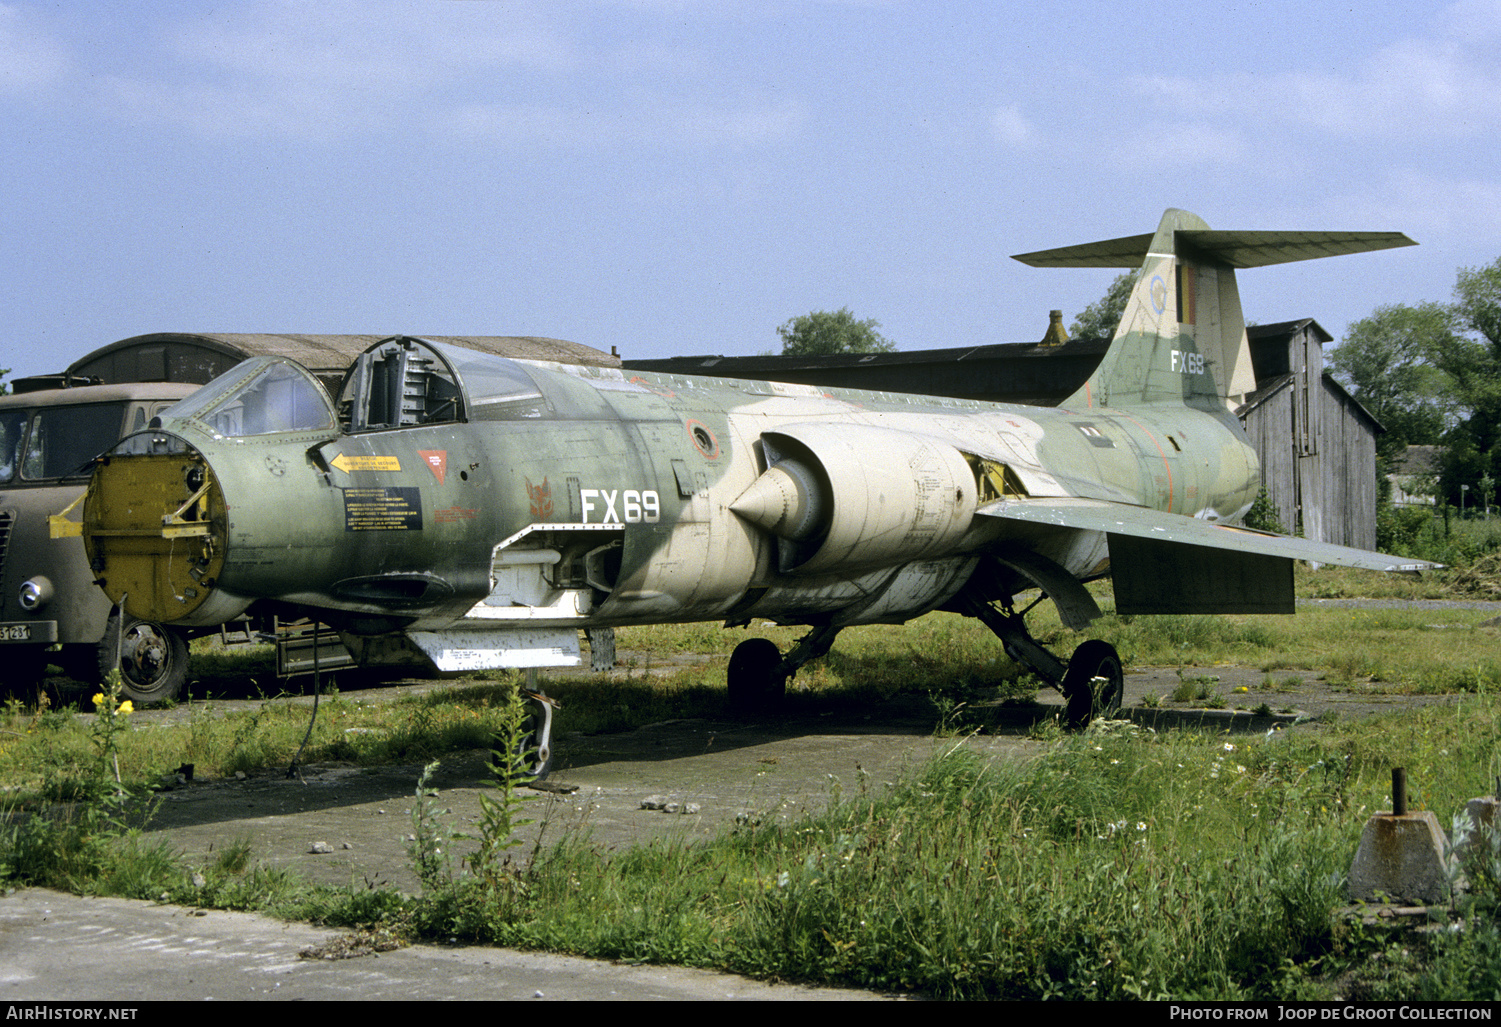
[{"xmin": 0, "ymin": 380, "xmax": 200, "ymax": 702}]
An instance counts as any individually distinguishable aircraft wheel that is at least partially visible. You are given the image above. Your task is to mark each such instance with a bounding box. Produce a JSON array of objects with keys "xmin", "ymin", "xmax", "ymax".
[
  {"xmin": 728, "ymin": 638, "xmax": 786, "ymax": 715},
  {"xmin": 98, "ymin": 615, "xmax": 189, "ymax": 706},
  {"xmin": 1062, "ymin": 639, "xmax": 1123, "ymax": 726}
]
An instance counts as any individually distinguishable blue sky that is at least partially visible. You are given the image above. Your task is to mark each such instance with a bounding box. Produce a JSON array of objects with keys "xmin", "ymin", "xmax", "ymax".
[{"xmin": 3, "ymin": 0, "xmax": 1500, "ymax": 383}]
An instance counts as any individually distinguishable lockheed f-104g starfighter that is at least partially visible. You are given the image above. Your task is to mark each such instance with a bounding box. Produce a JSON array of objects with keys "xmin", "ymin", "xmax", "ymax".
[{"xmin": 76, "ymin": 209, "xmax": 1428, "ymax": 774}]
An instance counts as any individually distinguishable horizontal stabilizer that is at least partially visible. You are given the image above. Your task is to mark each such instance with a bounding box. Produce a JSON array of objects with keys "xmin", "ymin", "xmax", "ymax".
[
  {"xmin": 1011, "ymin": 233, "xmax": 1156, "ymax": 268},
  {"xmin": 976, "ymin": 497, "xmax": 1440, "ymax": 574},
  {"xmin": 1013, "ymin": 229, "xmax": 1415, "ymax": 269}
]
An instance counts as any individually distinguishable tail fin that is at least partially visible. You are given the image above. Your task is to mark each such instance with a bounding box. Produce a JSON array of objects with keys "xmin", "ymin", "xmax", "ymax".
[{"xmin": 1013, "ymin": 208, "xmax": 1415, "ymax": 411}]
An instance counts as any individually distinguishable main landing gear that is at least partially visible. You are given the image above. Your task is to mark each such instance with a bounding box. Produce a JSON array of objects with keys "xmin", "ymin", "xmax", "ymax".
[
  {"xmin": 727, "ymin": 622, "xmax": 841, "ymax": 715},
  {"xmin": 960, "ymin": 595, "xmax": 1122, "ymax": 728}
]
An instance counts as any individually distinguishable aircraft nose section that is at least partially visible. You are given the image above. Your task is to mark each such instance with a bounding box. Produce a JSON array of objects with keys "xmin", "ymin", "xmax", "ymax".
[{"xmin": 83, "ymin": 434, "xmax": 245, "ymax": 626}]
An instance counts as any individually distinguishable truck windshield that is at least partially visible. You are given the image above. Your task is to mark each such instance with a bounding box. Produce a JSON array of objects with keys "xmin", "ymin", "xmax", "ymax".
[
  {"xmin": 0, "ymin": 404, "xmax": 127, "ymax": 483},
  {"xmin": 0, "ymin": 410, "xmax": 26, "ymax": 484}
]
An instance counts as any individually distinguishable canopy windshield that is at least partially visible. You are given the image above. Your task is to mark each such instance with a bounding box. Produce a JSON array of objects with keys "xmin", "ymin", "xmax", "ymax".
[{"xmin": 165, "ymin": 357, "xmax": 336, "ymax": 438}]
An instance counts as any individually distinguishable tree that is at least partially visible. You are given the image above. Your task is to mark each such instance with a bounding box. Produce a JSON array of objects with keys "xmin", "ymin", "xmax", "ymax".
[
  {"xmin": 1327, "ymin": 302, "xmax": 1455, "ymax": 457},
  {"xmin": 776, "ymin": 307, "xmax": 895, "ymax": 357},
  {"xmin": 1334, "ymin": 256, "xmax": 1501, "ymax": 509},
  {"xmin": 1068, "ymin": 271, "xmax": 1139, "ymax": 341},
  {"xmin": 1430, "ymin": 256, "xmax": 1501, "ymax": 507},
  {"xmin": 1439, "ymin": 258, "xmax": 1501, "ymax": 450}
]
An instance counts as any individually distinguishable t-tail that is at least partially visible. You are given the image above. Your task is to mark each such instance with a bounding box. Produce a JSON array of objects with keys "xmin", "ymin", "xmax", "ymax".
[{"xmin": 1012, "ymin": 208, "xmax": 1416, "ymax": 411}]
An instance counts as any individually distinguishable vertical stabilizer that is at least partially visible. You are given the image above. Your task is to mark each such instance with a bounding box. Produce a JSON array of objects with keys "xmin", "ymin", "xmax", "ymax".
[{"xmin": 1011, "ymin": 210, "xmax": 1416, "ymax": 412}]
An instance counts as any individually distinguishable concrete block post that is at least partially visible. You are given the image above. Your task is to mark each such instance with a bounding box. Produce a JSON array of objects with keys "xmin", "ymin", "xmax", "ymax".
[
  {"xmin": 1348, "ymin": 767, "xmax": 1450, "ymax": 905},
  {"xmin": 1453, "ymin": 781, "xmax": 1500, "ymax": 878}
]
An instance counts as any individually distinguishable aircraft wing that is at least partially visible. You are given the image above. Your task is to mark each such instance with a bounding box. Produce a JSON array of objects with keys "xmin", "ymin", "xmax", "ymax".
[{"xmin": 976, "ymin": 496, "xmax": 1438, "ymax": 573}]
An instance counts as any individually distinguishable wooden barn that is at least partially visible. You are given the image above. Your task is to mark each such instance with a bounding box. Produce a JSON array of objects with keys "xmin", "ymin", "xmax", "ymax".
[{"xmin": 1237, "ymin": 320, "xmax": 1382, "ymax": 549}]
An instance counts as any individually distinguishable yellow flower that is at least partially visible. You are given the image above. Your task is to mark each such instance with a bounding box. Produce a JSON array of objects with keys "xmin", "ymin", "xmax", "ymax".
[
  {"xmin": 118, "ymin": 701, "xmax": 134, "ymax": 715},
  {"xmin": 92, "ymin": 693, "xmax": 106, "ymax": 708}
]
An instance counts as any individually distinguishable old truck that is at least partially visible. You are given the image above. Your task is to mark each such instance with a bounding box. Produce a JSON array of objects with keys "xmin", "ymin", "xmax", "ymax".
[{"xmin": 0, "ymin": 380, "xmax": 199, "ymax": 702}]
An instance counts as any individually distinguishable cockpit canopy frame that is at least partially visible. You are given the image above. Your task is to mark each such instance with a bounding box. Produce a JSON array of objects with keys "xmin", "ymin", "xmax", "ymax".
[{"xmin": 338, "ymin": 336, "xmax": 553, "ymax": 432}]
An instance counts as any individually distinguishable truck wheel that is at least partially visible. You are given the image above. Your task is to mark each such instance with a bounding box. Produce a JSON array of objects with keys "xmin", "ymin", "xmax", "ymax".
[
  {"xmin": 0, "ymin": 645, "xmax": 49, "ymax": 698},
  {"xmin": 98, "ymin": 616, "xmax": 189, "ymax": 705}
]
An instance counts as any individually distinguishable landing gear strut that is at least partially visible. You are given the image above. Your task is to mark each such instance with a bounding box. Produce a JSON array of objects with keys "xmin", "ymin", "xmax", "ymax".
[
  {"xmin": 727, "ymin": 622, "xmax": 841, "ymax": 716},
  {"xmin": 513, "ymin": 687, "xmax": 558, "ymax": 782},
  {"xmin": 961, "ymin": 595, "xmax": 1122, "ymax": 727},
  {"xmin": 492, "ymin": 679, "xmax": 560, "ymax": 782}
]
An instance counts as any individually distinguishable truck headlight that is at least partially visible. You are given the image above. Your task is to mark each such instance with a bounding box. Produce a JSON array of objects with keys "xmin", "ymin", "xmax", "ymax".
[{"xmin": 18, "ymin": 577, "xmax": 53, "ymax": 611}]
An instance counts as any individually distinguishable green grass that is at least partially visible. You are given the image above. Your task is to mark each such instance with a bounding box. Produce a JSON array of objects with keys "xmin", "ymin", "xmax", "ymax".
[
  {"xmin": 4, "ymin": 679, "xmax": 1501, "ymax": 998},
  {"xmin": 6, "ymin": 590, "xmax": 1501, "ymax": 806},
  {"xmin": 14, "ymin": 696, "xmax": 1490, "ymax": 999},
  {"xmin": 395, "ymin": 693, "xmax": 1501, "ymax": 999},
  {"xmin": 5, "ymin": 565, "xmax": 1501, "ymax": 998}
]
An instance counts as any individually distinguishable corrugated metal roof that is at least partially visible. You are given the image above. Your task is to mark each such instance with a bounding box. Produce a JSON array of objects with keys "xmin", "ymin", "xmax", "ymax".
[
  {"xmin": 0, "ymin": 381, "xmax": 200, "ymax": 408},
  {"xmin": 67, "ymin": 332, "xmax": 619, "ymax": 383}
]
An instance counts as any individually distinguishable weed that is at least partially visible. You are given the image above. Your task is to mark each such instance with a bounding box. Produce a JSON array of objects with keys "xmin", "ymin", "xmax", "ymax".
[
  {"xmin": 4, "ymin": 605, "xmax": 1501, "ymax": 998},
  {"xmin": 0, "ymin": 671, "xmax": 167, "ymax": 896},
  {"xmin": 407, "ymin": 761, "xmax": 456, "ymax": 891},
  {"xmin": 468, "ymin": 686, "xmax": 537, "ymax": 891},
  {"xmin": 403, "ymin": 685, "xmax": 538, "ymax": 902},
  {"xmin": 1171, "ymin": 674, "xmax": 1217, "ymax": 703},
  {"xmin": 213, "ymin": 836, "xmax": 254, "ymax": 875}
]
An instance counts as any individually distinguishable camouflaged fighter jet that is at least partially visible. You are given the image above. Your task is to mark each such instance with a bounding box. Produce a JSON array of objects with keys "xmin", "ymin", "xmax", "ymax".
[{"xmin": 78, "ymin": 208, "xmax": 1427, "ymax": 768}]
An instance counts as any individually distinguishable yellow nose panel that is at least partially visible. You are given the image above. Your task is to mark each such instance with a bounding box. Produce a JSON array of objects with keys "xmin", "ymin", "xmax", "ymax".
[{"xmin": 83, "ymin": 453, "xmax": 227, "ymax": 623}]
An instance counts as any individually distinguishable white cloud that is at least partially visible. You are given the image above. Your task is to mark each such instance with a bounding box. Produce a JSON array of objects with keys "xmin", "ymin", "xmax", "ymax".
[
  {"xmin": 1132, "ymin": 3, "xmax": 1501, "ymax": 143},
  {"xmin": 98, "ymin": 0, "xmax": 578, "ymax": 140},
  {"xmin": 446, "ymin": 94, "xmax": 806, "ymax": 149},
  {"xmin": 0, "ymin": 4, "xmax": 69, "ymax": 95},
  {"xmin": 80, "ymin": 0, "xmax": 809, "ymax": 151},
  {"xmin": 1106, "ymin": 122, "xmax": 1249, "ymax": 169},
  {"xmin": 1325, "ymin": 170, "xmax": 1501, "ymax": 241},
  {"xmin": 990, "ymin": 104, "xmax": 1033, "ymax": 148}
]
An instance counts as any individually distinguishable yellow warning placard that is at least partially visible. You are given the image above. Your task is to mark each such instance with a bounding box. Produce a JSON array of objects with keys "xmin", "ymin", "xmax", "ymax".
[{"xmin": 331, "ymin": 453, "xmax": 402, "ymax": 474}]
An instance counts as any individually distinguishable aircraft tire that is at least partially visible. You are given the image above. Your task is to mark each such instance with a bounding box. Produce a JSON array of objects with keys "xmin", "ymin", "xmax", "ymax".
[
  {"xmin": 98, "ymin": 615, "xmax": 189, "ymax": 706},
  {"xmin": 1062, "ymin": 639, "xmax": 1123, "ymax": 726},
  {"xmin": 728, "ymin": 637, "xmax": 786, "ymax": 715}
]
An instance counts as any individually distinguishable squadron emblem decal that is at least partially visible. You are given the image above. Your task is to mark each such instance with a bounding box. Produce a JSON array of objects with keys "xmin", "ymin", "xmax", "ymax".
[{"xmin": 526, "ymin": 477, "xmax": 554, "ymax": 520}]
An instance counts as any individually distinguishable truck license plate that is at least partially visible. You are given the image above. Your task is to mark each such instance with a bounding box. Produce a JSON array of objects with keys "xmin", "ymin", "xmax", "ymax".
[{"xmin": 0, "ymin": 622, "xmax": 57, "ymax": 643}]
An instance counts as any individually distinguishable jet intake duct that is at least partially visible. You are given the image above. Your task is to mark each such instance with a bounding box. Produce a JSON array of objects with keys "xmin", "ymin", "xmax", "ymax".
[{"xmin": 731, "ymin": 424, "xmax": 978, "ymax": 574}]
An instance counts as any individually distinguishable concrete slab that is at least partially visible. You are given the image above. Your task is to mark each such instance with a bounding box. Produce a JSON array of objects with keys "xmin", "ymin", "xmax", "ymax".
[{"xmin": 0, "ymin": 889, "xmax": 891, "ymax": 1001}]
